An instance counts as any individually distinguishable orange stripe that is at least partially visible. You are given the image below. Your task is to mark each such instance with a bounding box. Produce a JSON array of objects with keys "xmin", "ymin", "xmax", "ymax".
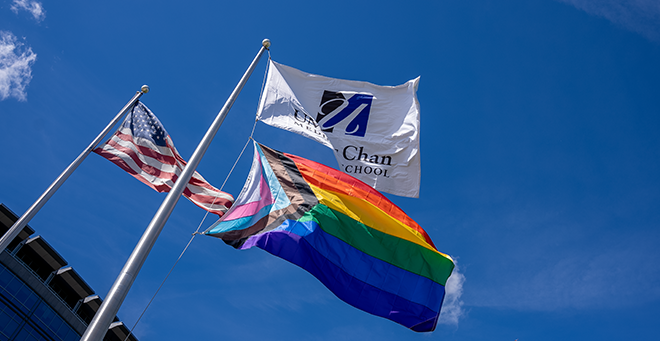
[
  {"xmin": 309, "ymin": 183, "xmax": 448, "ymax": 256},
  {"xmin": 285, "ymin": 152, "xmax": 437, "ymax": 249}
]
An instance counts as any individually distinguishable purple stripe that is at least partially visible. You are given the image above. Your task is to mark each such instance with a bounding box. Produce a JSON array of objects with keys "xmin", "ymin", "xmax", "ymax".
[{"xmin": 243, "ymin": 226, "xmax": 443, "ymax": 331}]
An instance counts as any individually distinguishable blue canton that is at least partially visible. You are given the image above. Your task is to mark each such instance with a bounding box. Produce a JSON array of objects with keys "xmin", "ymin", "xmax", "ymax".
[{"xmin": 123, "ymin": 102, "xmax": 168, "ymax": 147}]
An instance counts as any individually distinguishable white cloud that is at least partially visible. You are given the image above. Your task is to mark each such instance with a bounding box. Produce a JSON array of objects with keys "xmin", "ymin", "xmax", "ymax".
[
  {"xmin": 11, "ymin": 0, "xmax": 46, "ymax": 22},
  {"xmin": 438, "ymin": 261, "xmax": 465, "ymax": 325},
  {"xmin": 0, "ymin": 31, "xmax": 37, "ymax": 101},
  {"xmin": 557, "ymin": 0, "xmax": 660, "ymax": 42}
]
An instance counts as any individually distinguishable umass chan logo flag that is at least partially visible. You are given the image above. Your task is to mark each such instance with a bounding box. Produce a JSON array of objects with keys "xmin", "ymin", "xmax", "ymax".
[{"xmin": 256, "ymin": 60, "xmax": 421, "ymax": 198}]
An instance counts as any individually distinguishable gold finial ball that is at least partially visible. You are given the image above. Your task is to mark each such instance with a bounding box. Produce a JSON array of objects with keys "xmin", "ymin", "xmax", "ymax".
[
  {"xmin": 141, "ymin": 85, "xmax": 150, "ymax": 93},
  {"xmin": 262, "ymin": 39, "xmax": 271, "ymax": 49}
]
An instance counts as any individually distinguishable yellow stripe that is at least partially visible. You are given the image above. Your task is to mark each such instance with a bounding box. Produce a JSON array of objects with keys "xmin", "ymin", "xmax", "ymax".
[{"xmin": 310, "ymin": 183, "xmax": 450, "ymax": 258}]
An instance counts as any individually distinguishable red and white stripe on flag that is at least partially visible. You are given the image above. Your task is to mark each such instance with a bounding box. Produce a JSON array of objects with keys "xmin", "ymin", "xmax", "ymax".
[{"xmin": 94, "ymin": 103, "xmax": 233, "ymax": 216}]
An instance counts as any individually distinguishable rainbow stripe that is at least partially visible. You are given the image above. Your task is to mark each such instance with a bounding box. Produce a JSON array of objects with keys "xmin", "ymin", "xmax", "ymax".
[{"xmin": 205, "ymin": 142, "xmax": 454, "ymax": 332}]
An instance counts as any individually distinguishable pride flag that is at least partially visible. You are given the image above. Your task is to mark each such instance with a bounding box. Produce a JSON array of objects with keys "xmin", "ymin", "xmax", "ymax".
[{"xmin": 204, "ymin": 142, "xmax": 454, "ymax": 332}]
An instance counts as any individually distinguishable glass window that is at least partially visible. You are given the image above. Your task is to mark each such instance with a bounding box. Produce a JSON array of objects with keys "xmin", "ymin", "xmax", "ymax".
[
  {"xmin": 32, "ymin": 303, "xmax": 53, "ymax": 326},
  {"xmin": 32, "ymin": 302, "xmax": 78, "ymax": 341},
  {"xmin": 0, "ymin": 304, "xmax": 22, "ymax": 340},
  {"xmin": 0, "ymin": 267, "xmax": 11, "ymax": 288},
  {"xmin": 63, "ymin": 330, "xmax": 79, "ymax": 341},
  {"xmin": 0, "ymin": 265, "xmax": 39, "ymax": 314},
  {"xmin": 14, "ymin": 286, "xmax": 39, "ymax": 311},
  {"xmin": 0, "ymin": 264, "xmax": 81, "ymax": 341},
  {"xmin": 13, "ymin": 324, "xmax": 49, "ymax": 341},
  {"xmin": 4, "ymin": 278, "xmax": 22, "ymax": 301}
]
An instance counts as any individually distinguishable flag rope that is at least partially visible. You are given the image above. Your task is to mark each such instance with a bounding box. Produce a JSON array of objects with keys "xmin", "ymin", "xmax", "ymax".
[
  {"xmin": 122, "ymin": 130, "xmax": 259, "ymax": 341},
  {"xmin": 121, "ymin": 54, "xmax": 271, "ymax": 341}
]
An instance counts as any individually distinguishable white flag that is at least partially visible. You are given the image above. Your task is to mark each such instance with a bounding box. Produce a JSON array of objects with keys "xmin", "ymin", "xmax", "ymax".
[{"xmin": 256, "ymin": 60, "xmax": 421, "ymax": 198}]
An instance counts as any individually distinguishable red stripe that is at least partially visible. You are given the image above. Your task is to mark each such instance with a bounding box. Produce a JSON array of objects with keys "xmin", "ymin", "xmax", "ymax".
[
  {"xmin": 166, "ymin": 139, "xmax": 223, "ymax": 193},
  {"xmin": 104, "ymin": 138, "xmax": 179, "ymax": 184},
  {"xmin": 183, "ymin": 185, "xmax": 230, "ymax": 201},
  {"xmin": 98, "ymin": 144, "xmax": 230, "ymax": 214},
  {"xmin": 114, "ymin": 130, "xmax": 177, "ymax": 165},
  {"xmin": 94, "ymin": 147, "xmax": 170, "ymax": 192},
  {"xmin": 182, "ymin": 188, "xmax": 233, "ymax": 207},
  {"xmin": 285, "ymin": 152, "xmax": 436, "ymax": 249},
  {"xmin": 168, "ymin": 140, "xmax": 188, "ymax": 166},
  {"xmin": 183, "ymin": 191, "xmax": 232, "ymax": 211},
  {"xmin": 108, "ymin": 136, "xmax": 220, "ymax": 196},
  {"xmin": 187, "ymin": 174, "xmax": 222, "ymax": 192},
  {"xmin": 96, "ymin": 132, "xmax": 232, "ymax": 216}
]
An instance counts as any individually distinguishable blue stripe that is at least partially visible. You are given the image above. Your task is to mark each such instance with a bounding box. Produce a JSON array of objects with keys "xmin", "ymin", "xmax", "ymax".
[
  {"xmin": 242, "ymin": 220, "xmax": 444, "ymax": 331},
  {"xmin": 206, "ymin": 203, "xmax": 276, "ymax": 233},
  {"xmin": 266, "ymin": 219, "xmax": 444, "ymax": 309},
  {"xmin": 257, "ymin": 144, "xmax": 291, "ymax": 213},
  {"xmin": 206, "ymin": 144, "xmax": 292, "ymax": 234}
]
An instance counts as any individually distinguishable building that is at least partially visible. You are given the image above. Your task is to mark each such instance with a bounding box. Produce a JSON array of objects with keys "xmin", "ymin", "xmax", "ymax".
[{"xmin": 0, "ymin": 203, "xmax": 138, "ymax": 341}]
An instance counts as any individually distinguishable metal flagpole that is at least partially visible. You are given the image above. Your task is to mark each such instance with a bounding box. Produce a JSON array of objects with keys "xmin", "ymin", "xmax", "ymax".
[
  {"xmin": 0, "ymin": 86, "xmax": 149, "ymax": 252},
  {"xmin": 80, "ymin": 39, "xmax": 271, "ymax": 341}
]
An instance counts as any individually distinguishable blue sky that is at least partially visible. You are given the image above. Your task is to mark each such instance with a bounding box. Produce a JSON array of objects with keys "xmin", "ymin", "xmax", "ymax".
[{"xmin": 1, "ymin": 0, "xmax": 659, "ymax": 340}]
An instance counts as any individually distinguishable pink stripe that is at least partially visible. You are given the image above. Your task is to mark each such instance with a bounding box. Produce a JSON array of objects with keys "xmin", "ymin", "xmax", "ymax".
[{"xmin": 224, "ymin": 172, "xmax": 273, "ymax": 219}]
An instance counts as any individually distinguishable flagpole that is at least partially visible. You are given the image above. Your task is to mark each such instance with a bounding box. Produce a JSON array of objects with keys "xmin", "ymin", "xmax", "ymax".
[
  {"xmin": 0, "ymin": 86, "xmax": 149, "ymax": 252},
  {"xmin": 80, "ymin": 39, "xmax": 270, "ymax": 341}
]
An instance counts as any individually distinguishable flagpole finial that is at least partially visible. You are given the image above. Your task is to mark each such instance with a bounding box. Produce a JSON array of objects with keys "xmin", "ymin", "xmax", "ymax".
[
  {"xmin": 262, "ymin": 39, "xmax": 271, "ymax": 49},
  {"xmin": 141, "ymin": 85, "xmax": 150, "ymax": 94}
]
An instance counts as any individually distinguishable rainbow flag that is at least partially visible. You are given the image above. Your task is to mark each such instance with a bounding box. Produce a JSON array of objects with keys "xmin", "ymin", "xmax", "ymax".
[{"xmin": 204, "ymin": 142, "xmax": 454, "ymax": 332}]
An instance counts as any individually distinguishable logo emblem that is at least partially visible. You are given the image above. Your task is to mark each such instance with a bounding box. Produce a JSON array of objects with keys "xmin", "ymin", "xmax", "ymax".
[{"xmin": 316, "ymin": 90, "xmax": 374, "ymax": 137}]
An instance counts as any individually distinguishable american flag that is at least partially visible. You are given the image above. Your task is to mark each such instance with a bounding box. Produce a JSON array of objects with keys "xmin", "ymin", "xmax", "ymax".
[{"xmin": 94, "ymin": 102, "xmax": 233, "ymax": 216}]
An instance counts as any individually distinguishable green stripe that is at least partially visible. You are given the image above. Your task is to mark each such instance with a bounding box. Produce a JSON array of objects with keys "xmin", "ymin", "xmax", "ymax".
[{"xmin": 299, "ymin": 204, "xmax": 454, "ymax": 286}]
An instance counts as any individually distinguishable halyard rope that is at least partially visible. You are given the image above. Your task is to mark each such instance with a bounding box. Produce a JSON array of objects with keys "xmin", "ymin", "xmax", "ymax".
[{"xmin": 123, "ymin": 54, "xmax": 271, "ymax": 341}]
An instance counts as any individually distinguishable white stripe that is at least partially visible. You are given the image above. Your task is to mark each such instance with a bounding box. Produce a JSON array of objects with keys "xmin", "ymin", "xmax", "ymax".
[
  {"xmin": 188, "ymin": 172, "xmax": 227, "ymax": 192},
  {"xmin": 97, "ymin": 144, "xmax": 175, "ymax": 188},
  {"xmin": 105, "ymin": 142, "xmax": 231, "ymax": 210},
  {"xmin": 108, "ymin": 135, "xmax": 180, "ymax": 173},
  {"xmin": 99, "ymin": 127, "xmax": 233, "ymax": 213},
  {"xmin": 104, "ymin": 140, "xmax": 230, "ymax": 199},
  {"xmin": 186, "ymin": 182, "xmax": 233, "ymax": 200},
  {"xmin": 185, "ymin": 198, "xmax": 228, "ymax": 213},
  {"xmin": 116, "ymin": 126, "xmax": 174, "ymax": 156},
  {"xmin": 187, "ymin": 198, "xmax": 227, "ymax": 212},
  {"xmin": 102, "ymin": 138, "xmax": 232, "ymax": 197}
]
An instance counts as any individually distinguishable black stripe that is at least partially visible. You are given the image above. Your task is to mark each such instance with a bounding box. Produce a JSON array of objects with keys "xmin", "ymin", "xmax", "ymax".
[{"xmin": 221, "ymin": 143, "xmax": 319, "ymax": 248}]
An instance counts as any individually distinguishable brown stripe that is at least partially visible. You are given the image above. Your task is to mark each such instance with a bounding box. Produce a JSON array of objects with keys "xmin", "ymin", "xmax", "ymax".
[{"xmin": 214, "ymin": 144, "xmax": 319, "ymax": 248}]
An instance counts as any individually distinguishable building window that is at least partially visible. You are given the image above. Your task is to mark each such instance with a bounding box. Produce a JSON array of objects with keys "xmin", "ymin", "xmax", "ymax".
[{"xmin": 0, "ymin": 264, "xmax": 80, "ymax": 341}]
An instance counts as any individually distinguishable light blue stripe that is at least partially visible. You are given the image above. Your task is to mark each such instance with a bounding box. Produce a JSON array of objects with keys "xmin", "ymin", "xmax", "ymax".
[
  {"xmin": 256, "ymin": 144, "xmax": 291, "ymax": 213},
  {"xmin": 206, "ymin": 143, "xmax": 293, "ymax": 234},
  {"xmin": 206, "ymin": 203, "xmax": 276, "ymax": 233}
]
